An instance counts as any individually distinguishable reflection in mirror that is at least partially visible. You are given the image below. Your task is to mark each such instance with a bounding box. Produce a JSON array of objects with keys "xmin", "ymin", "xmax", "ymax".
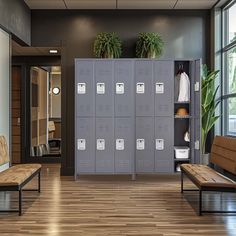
[{"xmin": 30, "ymin": 66, "xmax": 61, "ymax": 159}]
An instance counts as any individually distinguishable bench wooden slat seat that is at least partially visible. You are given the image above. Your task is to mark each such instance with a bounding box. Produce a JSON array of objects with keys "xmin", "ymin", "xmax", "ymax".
[
  {"xmin": 0, "ymin": 164, "xmax": 41, "ymax": 187},
  {"xmin": 180, "ymin": 136, "xmax": 236, "ymax": 216},
  {"xmin": 181, "ymin": 164, "xmax": 236, "ymax": 189},
  {"xmin": 0, "ymin": 135, "xmax": 41, "ymax": 216}
]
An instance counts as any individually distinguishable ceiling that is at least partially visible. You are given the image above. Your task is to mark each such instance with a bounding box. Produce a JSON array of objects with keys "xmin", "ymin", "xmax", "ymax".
[
  {"xmin": 24, "ymin": 0, "xmax": 219, "ymax": 10},
  {"xmin": 12, "ymin": 41, "xmax": 61, "ymax": 56}
]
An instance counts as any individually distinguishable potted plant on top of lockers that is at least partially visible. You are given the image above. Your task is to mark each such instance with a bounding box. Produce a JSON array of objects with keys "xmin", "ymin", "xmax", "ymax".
[
  {"xmin": 93, "ymin": 32, "xmax": 122, "ymax": 58},
  {"xmin": 136, "ymin": 32, "xmax": 164, "ymax": 58},
  {"xmin": 201, "ymin": 64, "xmax": 220, "ymax": 165}
]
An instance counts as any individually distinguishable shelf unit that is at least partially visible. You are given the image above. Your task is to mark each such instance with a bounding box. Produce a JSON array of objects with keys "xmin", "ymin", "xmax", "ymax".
[{"xmin": 173, "ymin": 60, "xmax": 200, "ymax": 172}]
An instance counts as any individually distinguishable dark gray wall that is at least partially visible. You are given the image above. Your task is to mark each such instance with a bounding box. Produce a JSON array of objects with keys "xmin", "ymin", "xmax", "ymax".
[
  {"xmin": 0, "ymin": 0, "xmax": 31, "ymax": 45},
  {"xmin": 31, "ymin": 10, "xmax": 211, "ymax": 175}
]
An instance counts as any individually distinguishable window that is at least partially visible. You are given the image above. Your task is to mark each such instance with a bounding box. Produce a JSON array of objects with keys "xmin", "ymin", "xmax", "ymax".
[
  {"xmin": 224, "ymin": 2, "xmax": 236, "ymax": 45},
  {"xmin": 221, "ymin": 1, "xmax": 236, "ymax": 136},
  {"xmin": 224, "ymin": 46, "xmax": 236, "ymax": 94}
]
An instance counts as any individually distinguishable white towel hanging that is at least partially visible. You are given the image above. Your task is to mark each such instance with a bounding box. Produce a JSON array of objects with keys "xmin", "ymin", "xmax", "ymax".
[{"xmin": 178, "ymin": 72, "xmax": 190, "ymax": 102}]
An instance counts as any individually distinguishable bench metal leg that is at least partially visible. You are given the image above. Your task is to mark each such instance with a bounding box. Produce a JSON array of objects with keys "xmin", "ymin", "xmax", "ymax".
[
  {"xmin": 19, "ymin": 189, "xmax": 22, "ymax": 216},
  {"xmin": 38, "ymin": 171, "xmax": 41, "ymax": 193},
  {"xmin": 199, "ymin": 190, "xmax": 202, "ymax": 216},
  {"xmin": 181, "ymin": 171, "xmax": 183, "ymax": 193}
]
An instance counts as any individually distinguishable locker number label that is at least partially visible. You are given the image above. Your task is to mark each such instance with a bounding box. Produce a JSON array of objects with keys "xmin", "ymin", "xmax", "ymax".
[
  {"xmin": 156, "ymin": 139, "xmax": 164, "ymax": 150},
  {"xmin": 97, "ymin": 83, "xmax": 105, "ymax": 94},
  {"xmin": 77, "ymin": 83, "xmax": 86, "ymax": 94},
  {"xmin": 77, "ymin": 139, "xmax": 86, "ymax": 150},
  {"xmin": 116, "ymin": 139, "xmax": 124, "ymax": 150},
  {"xmin": 97, "ymin": 139, "xmax": 105, "ymax": 150},
  {"xmin": 116, "ymin": 83, "xmax": 124, "ymax": 94},
  {"xmin": 136, "ymin": 83, "xmax": 145, "ymax": 94},
  {"xmin": 156, "ymin": 83, "xmax": 164, "ymax": 94},
  {"xmin": 136, "ymin": 139, "xmax": 145, "ymax": 150}
]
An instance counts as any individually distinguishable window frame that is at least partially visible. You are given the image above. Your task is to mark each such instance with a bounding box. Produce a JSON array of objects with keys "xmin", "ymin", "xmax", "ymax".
[{"xmin": 220, "ymin": 0, "xmax": 236, "ymax": 136}]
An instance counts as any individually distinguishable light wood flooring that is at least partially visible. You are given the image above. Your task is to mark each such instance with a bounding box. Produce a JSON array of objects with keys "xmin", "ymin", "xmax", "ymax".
[{"xmin": 0, "ymin": 164, "xmax": 236, "ymax": 236}]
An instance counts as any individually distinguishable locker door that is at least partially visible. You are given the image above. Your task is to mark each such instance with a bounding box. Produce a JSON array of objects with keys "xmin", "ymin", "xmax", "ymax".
[
  {"xmin": 155, "ymin": 117, "xmax": 174, "ymax": 172},
  {"xmin": 115, "ymin": 118, "xmax": 134, "ymax": 173},
  {"xmin": 135, "ymin": 60, "xmax": 154, "ymax": 117},
  {"xmin": 96, "ymin": 118, "xmax": 114, "ymax": 173},
  {"xmin": 191, "ymin": 59, "xmax": 201, "ymax": 164},
  {"xmin": 95, "ymin": 60, "xmax": 114, "ymax": 117},
  {"xmin": 75, "ymin": 60, "xmax": 95, "ymax": 117},
  {"xmin": 136, "ymin": 117, "xmax": 155, "ymax": 173},
  {"xmin": 154, "ymin": 61, "xmax": 174, "ymax": 116},
  {"xmin": 114, "ymin": 60, "xmax": 134, "ymax": 117},
  {"xmin": 76, "ymin": 118, "xmax": 95, "ymax": 173}
]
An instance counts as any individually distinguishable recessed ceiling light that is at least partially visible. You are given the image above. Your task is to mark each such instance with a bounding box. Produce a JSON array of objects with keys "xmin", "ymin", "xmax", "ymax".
[{"xmin": 49, "ymin": 49, "xmax": 58, "ymax": 54}]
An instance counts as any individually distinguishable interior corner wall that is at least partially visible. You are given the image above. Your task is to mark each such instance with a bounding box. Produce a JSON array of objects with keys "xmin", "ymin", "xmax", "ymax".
[
  {"xmin": 0, "ymin": 28, "xmax": 10, "ymax": 156},
  {"xmin": 0, "ymin": 0, "xmax": 31, "ymax": 45},
  {"xmin": 31, "ymin": 10, "xmax": 211, "ymax": 175}
]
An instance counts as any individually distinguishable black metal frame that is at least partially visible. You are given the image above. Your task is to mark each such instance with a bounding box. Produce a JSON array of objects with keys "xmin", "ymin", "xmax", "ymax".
[
  {"xmin": 0, "ymin": 168, "xmax": 41, "ymax": 216},
  {"xmin": 181, "ymin": 170, "xmax": 236, "ymax": 216}
]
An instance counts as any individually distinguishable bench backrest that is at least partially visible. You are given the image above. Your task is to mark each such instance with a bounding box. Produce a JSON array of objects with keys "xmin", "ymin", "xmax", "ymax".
[
  {"xmin": 0, "ymin": 136, "xmax": 10, "ymax": 166},
  {"xmin": 211, "ymin": 136, "xmax": 236, "ymax": 175}
]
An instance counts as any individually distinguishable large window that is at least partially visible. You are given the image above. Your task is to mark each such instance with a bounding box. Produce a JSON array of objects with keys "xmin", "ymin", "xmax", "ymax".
[{"xmin": 222, "ymin": 1, "xmax": 236, "ymax": 136}]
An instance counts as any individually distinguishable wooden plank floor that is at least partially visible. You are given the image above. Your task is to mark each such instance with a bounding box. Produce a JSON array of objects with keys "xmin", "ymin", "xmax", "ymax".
[{"xmin": 0, "ymin": 164, "xmax": 236, "ymax": 236}]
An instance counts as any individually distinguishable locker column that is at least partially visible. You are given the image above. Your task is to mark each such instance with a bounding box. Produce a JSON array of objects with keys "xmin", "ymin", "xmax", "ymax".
[
  {"xmin": 75, "ymin": 60, "xmax": 95, "ymax": 176},
  {"xmin": 135, "ymin": 60, "xmax": 155, "ymax": 173},
  {"xmin": 95, "ymin": 60, "xmax": 114, "ymax": 173},
  {"xmin": 154, "ymin": 61, "xmax": 174, "ymax": 173},
  {"xmin": 114, "ymin": 60, "xmax": 135, "ymax": 176}
]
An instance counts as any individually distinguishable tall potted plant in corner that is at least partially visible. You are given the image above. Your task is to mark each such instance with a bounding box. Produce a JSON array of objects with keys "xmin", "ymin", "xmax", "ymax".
[
  {"xmin": 94, "ymin": 32, "xmax": 122, "ymax": 58},
  {"xmin": 136, "ymin": 32, "xmax": 164, "ymax": 58},
  {"xmin": 201, "ymin": 65, "xmax": 220, "ymax": 164}
]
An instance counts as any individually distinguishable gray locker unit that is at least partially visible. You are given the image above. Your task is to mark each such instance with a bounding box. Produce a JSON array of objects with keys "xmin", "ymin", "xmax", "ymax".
[
  {"xmin": 154, "ymin": 60, "xmax": 174, "ymax": 117},
  {"xmin": 95, "ymin": 118, "xmax": 114, "ymax": 173},
  {"xmin": 114, "ymin": 60, "xmax": 134, "ymax": 117},
  {"xmin": 76, "ymin": 118, "xmax": 95, "ymax": 173},
  {"xmin": 136, "ymin": 117, "xmax": 155, "ymax": 173},
  {"xmin": 75, "ymin": 60, "xmax": 95, "ymax": 117},
  {"xmin": 115, "ymin": 118, "xmax": 134, "ymax": 173},
  {"xmin": 75, "ymin": 59, "xmax": 201, "ymax": 177},
  {"xmin": 155, "ymin": 117, "xmax": 174, "ymax": 172},
  {"xmin": 135, "ymin": 60, "xmax": 154, "ymax": 117},
  {"xmin": 95, "ymin": 60, "xmax": 114, "ymax": 117}
]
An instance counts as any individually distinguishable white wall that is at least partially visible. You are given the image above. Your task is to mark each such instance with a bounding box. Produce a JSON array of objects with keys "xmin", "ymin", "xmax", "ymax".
[{"xmin": 0, "ymin": 28, "xmax": 10, "ymax": 152}]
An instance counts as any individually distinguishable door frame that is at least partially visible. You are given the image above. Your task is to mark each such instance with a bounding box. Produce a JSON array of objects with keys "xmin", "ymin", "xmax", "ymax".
[{"xmin": 12, "ymin": 56, "xmax": 61, "ymax": 164}]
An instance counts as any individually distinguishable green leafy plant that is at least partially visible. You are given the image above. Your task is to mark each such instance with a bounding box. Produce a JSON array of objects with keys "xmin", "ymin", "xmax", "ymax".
[
  {"xmin": 93, "ymin": 32, "xmax": 122, "ymax": 58},
  {"xmin": 201, "ymin": 65, "xmax": 220, "ymax": 155},
  {"xmin": 136, "ymin": 32, "xmax": 164, "ymax": 58}
]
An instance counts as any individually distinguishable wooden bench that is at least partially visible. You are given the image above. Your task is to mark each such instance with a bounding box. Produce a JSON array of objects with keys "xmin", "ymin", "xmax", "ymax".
[
  {"xmin": 180, "ymin": 136, "xmax": 236, "ymax": 216},
  {"xmin": 0, "ymin": 136, "xmax": 41, "ymax": 216}
]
